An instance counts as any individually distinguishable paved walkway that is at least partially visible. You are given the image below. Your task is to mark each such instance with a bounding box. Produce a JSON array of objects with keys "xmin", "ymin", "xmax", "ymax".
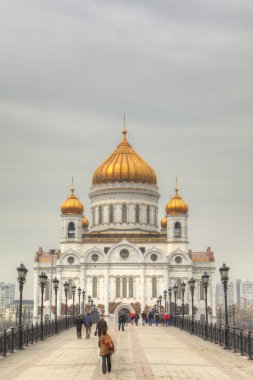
[{"xmin": 0, "ymin": 323, "xmax": 253, "ymax": 379}]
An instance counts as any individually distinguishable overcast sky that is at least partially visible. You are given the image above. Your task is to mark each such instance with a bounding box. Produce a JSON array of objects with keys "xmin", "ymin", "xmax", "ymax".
[{"xmin": 1, "ymin": 0, "xmax": 253, "ymax": 299}]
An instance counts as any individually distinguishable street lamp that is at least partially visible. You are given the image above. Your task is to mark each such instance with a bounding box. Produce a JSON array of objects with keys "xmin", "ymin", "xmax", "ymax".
[
  {"xmin": 159, "ymin": 295, "xmax": 162, "ymax": 313},
  {"xmin": 77, "ymin": 287, "xmax": 81, "ymax": 315},
  {"xmin": 52, "ymin": 277, "xmax": 59, "ymax": 333},
  {"xmin": 201, "ymin": 272, "xmax": 210, "ymax": 340},
  {"xmin": 90, "ymin": 298, "xmax": 94, "ymax": 312},
  {"xmin": 82, "ymin": 290, "xmax": 85, "ymax": 314},
  {"xmin": 88, "ymin": 295, "xmax": 91, "ymax": 310},
  {"xmin": 219, "ymin": 263, "xmax": 230, "ymax": 348},
  {"xmin": 188, "ymin": 277, "xmax": 196, "ymax": 334},
  {"xmin": 173, "ymin": 285, "xmax": 178, "ymax": 314},
  {"xmin": 181, "ymin": 281, "xmax": 186, "ymax": 329},
  {"xmin": 63, "ymin": 281, "xmax": 69, "ymax": 327},
  {"xmin": 39, "ymin": 272, "xmax": 48, "ymax": 323},
  {"xmin": 17, "ymin": 263, "xmax": 28, "ymax": 349},
  {"xmin": 48, "ymin": 249, "xmax": 56, "ymax": 320},
  {"xmin": 72, "ymin": 285, "xmax": 76, "ymax": 317},
  {"xmin": 163, "ymin": 290, "xmax": 167, "ymax": 313},
  {"xmin": 168, "ymin": 287, "xmax": 172, "ymax": 314}
]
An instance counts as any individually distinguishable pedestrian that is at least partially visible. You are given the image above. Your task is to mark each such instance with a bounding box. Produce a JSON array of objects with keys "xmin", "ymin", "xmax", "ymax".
[
  {"xmin": 130, "ymin": 311, "xmax": 135, "ymax": 325},
  {"xmin": 75, "ymin": 315, "xmax": 83, "ymax": 338},
  {"xmin": 169, "ymin": 313, "xmax": 173, "ymax": 326},
  {"xmin": 83, "ymin": 312, "xmax": 92, "ymax": 339},
  {"xmin": 118, "ymin": 313, "xmax": 125, "ymax": 331},
  {"xmin": 164, "ymin": 313, "xmax": 169, "ymax": 327},
  {"xmin": 154, "ymin": 312, "xmax": 159, "ymax": 326},
  {"xmin": 141, "ymin": 311, "xmax": 147, "ymax": 326},
  {"xmin": 134, "ymin": 312, "xmax": 139, "ymax": 326},
  {"xmin": 96, "ymin": 314, "xmax": 108, "ymax": 337},
  {"xmin": 148, "ymin": 311, "xmax": 153, "ymax": 326},
  {"xmin": 98, "ymin": 329, "xmax": 115, "ymax": 375}
]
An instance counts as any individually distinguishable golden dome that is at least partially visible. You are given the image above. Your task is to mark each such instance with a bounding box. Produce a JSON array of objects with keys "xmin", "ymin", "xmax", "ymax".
[
  {"xmin": 165, "ymin": 180, "xmax": 189, "ymax": 215},
  {"xmin": 161, "ymin": 215, "xmax": 167, "ymax": 229},
  {"xmin": 61, "ymin": 182, "xmax": 84, "ymax": 215},
  {"xmin": 82, "ymin": 215, "xmax": 89, "ymax": 229},
  {"xmin": 92, "ymin": 127, "xmax": 157, "ymax": 186}
]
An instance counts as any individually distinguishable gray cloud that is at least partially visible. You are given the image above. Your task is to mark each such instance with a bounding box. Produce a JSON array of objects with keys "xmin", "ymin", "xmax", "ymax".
[{"xmin": 1, "ymin": 0, "xmax": 253, "ymax": 297}]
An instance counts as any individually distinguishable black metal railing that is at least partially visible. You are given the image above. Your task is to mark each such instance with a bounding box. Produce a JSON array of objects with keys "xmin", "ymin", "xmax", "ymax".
[
  {"xmin": 174, "ymin": 316, "xmax": 253, "ymax": 360},
  {"xmin": 0, "ymin": 317, "xmax": 74, "ymax": 357}
]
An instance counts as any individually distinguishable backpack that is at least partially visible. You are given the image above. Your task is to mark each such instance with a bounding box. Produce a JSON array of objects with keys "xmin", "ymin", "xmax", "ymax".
[{"xmin": 104, "ymin": 336, "xmax": 114, "ymax": 350}]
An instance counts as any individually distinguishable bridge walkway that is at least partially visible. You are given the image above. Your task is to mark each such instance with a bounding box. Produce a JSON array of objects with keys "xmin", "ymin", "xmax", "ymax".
[{"xmin": 0, "ymin": 322, "xmax": 253, "ymax": 379}]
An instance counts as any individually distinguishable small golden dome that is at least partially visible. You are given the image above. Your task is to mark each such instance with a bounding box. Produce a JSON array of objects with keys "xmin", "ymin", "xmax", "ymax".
[
  {"xmin": 165, "ymin": 180, "xmax": 189, "ymax": 215},
  {"xmin": 61, "ymin": 182, "xmax": 84, "ymax": 215},
  {"xmin": 161, "ymin": 215, "xmax": 167, "ymax": 229},
  {"xmin": 82, "ymin": 215, "xmax": 89, "ymax": 229},
  {"xmin": 92, "ymin": 126, "xmax": 157, "ymax": 186}
]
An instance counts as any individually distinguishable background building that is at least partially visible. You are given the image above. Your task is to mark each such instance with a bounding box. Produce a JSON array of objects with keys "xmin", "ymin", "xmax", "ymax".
[{"xmin": 34, "ymin": 128, "xmax": 216, "ymax": 322}]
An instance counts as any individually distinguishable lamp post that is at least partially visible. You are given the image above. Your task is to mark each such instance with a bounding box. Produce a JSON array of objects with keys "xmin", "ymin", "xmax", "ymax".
[
  {"xmin": 48, "ymin": 249, "xmax": 56, "ymax": 321},
  {"xmin": 201, "ymin": 272, "xmax": 210, "ymax": 340},
  {"xmin": 168, "ymin": 287, "xmax": 172, "ymax": 314},
  {"xmin": 52, "ymin": 277, "xmax": 59, "ymax": 333},
  {"xmin": 39, "ymin": 272, "xmax": 48, "ymax": 340},
  {"xmin": 82, "ymin": 290, "xmax": 85, "ymax": 314},
  {"xmin": 88, "ymin": 295, "xmax": 91, "ymax": 311},
  {"xmin": 159, "ymin": 295, "xmax": 162, "ymax": 313},
  {"xmin": 181, "ymin": 281, "xmax": 186, "ymax": 329},
  {"xmin": 63, "ymin": 281, "xmax": 69, "ymax": 328},
  {"xmin": 17, "ymin": 263, "xmax": 28, "ymax": 349},
  {"xmin": 77, "ymin": 287, "xmax": 81, "ymax": 315},
  {"xmin": 72, "ymin": 285, "xmax": 76, "ymax": 317},
  {"xmin": 163, "ymin": 290, "xmax": 167, "ymax": 313},
  {"xmin": 188, "ymin": 277, "xmax": 196, "ymax": 334},
  {"xmin": 39, "ymin": 272, "xmax": 48, "ymax": 323},
  {"xmin": 173, "ymin": 284, "xmax": 178, "ymax": 316},
  {"xmin": 219, "ymin": 263, "xmax": 230, "ymax": 348}
]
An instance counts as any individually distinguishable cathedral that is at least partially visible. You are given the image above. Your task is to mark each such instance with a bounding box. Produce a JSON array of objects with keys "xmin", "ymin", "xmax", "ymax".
[{"xmin": 33, "ymin": 125, "xmax": 216, "ymax": 322}]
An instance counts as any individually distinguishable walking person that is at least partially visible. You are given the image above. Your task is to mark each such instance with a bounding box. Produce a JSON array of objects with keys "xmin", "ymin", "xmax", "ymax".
[
  {"xmin": 98, "ymin": 329, "xmax": 115, "ymax": 375},
  {"xmin": 141, "ymin": 311, "xmax": 147, "ymax": 326},
  {"xmin": 75, "ymin": 315, "xmax": 83, "ymax": 338},
  {"xmin": 148, "ymin": 311, "xmax": 153, "ymax": 326},
  {"xmin": 154, "ymin": 311, "xmax": 159, "ymax": 326},
  {"xmin": 130, "ymin": 311, "xmax": 135, "ymax": 325},
  {"xmin": 164, "ymin": 312, "xmax": 169, "ymax": 327},
  {"xmin": 83, "ymin": 312, "xmax": 92, "ymax": 339},
  {"xmin": 118, "ymin": 313, "xmax": 125, "ymax": 331},
  {"xmin": 134, "ymin": 312, "xmax": 139, "ymax": 326},
  {"xmin": 96, "ymin": 314, "xmax": 108, "ymax": 337}
]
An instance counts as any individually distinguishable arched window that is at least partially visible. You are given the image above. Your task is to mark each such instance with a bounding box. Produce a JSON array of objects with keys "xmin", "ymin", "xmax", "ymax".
[
  {"xmin": 129, "ymin": 277, "xmax": 133, "ymax": 298},
  {"xmin": 109, "ymin": 205, "xmax": 114, "ymax": 223},
  {"xmin": 45, "ymin": 281, "xmax": 50, "ymax": 301},
  {"xmin": 116, "ymin": 277, "xmax": 120, "ymax": 298},
  {"xmin": 135, "ymin": 204, "xmax": 140, "ymax": 223},
  {"xmin": 122, "ymin": 277, "xmax": 127, "ymax": 297},
  {"xmin": 68, "ymin": 279, "xmax": 73, "ymax": 300},
  {"xmin": 92, "ymin": 277, "xmax": 97, "ymax": 298},
  {"xmin": 152, "ymin": 277, "xmax": 157, "ymax": 298},
  {"xmin": 122, "ymin": 204, "xmax": 127, "ymax": 223},
  {"xmin": 174, "ymin": 222, "xmax": 181, "ymax": 238},
  {"xmin": 92, "ymin": 208, "xmax": 95, "ymax": 226},
  {"xmin": 200, "ymin": 280, "xmax": 205, "ymax": 301},
  {"xmin": 147, "ymin": 206, "xmax": 150, "ymax": 224},
  {"xmin": 68, "ymin": 222, "xmax": 75, "ymax": 238},
  {"xmin": 177, "ymin": 279, "xmax": 182, "ymax": 299},
  {"xmin": 99, "ymin": 206, "xmax": 103, "ymax": 224}
]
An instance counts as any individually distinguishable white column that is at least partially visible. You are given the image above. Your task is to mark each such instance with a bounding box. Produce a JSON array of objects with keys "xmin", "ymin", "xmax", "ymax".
[
  {"xmin": 104, "ymin": 266, "xmax": 109, "ymax": 315},
  {"xmin": 33, "ymin": 269, "xmax": 39, "ymax": 321},
  {"xmin": 80, "ymin": 264, "xmax": 86, "ymax": 291},
  {"xmin": 57, "ymin": 267, "xmax": 62, "ymax": 316},
  {"xmin": 164, "ymin": 265, "xmax": 168, "ymax": 292},
  {"xmin": 141, "ymin": 266, "xmax": 145, "ymax": 312}
]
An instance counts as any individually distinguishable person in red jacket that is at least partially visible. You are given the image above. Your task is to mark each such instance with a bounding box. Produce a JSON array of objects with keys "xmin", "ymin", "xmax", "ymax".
[
  {"xmin": 164, "ymin": 313, "xmax": 169, "ymax": 327},
  {"xmin": 130, "ymin": 312, "xmax": 135, "ymax": 325}
]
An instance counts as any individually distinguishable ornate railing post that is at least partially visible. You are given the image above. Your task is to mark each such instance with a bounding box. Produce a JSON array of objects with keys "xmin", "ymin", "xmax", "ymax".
[
  {"xmin": 11, "ymin": 328, "xmax": 14, "ymax": 353},
  {"xmin": 240, "ymin": 330, "xmax": 244, "ymax": 356},
  {"xmin": 248, "ymin": 331, "xmax": 252, "ymax": 360},
  {"xmin": 3, "ymin": 330, "xmax": 7, "ymax": 356}
]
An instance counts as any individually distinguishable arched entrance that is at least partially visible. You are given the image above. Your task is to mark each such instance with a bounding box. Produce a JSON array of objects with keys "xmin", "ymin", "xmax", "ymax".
[{"xmin": 114, "ymin": 304, "xmax": 134, "ymax": 322}]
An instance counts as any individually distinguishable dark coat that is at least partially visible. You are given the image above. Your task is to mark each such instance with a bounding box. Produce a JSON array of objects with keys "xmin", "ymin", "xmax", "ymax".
[
  {"xmin": 84, "ymin": 315, "xmax": 92, "ymax": 327},
  {"xmin": 75, "ymin": 317, "xmax": 83, "ymax": 329}
]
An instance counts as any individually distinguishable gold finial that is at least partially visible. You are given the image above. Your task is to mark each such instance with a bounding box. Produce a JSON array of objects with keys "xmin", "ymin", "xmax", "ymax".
[
  {"xmin": 175, "ymin": 177, "xmax": 178, "ymax": 193},
  {"xmin": 122, "ymin": 113, "xmax": 127, "ymax": 136},
  {"xmin": 70, "ymin": 176, "xmax": 74, "ymax": 193}
]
